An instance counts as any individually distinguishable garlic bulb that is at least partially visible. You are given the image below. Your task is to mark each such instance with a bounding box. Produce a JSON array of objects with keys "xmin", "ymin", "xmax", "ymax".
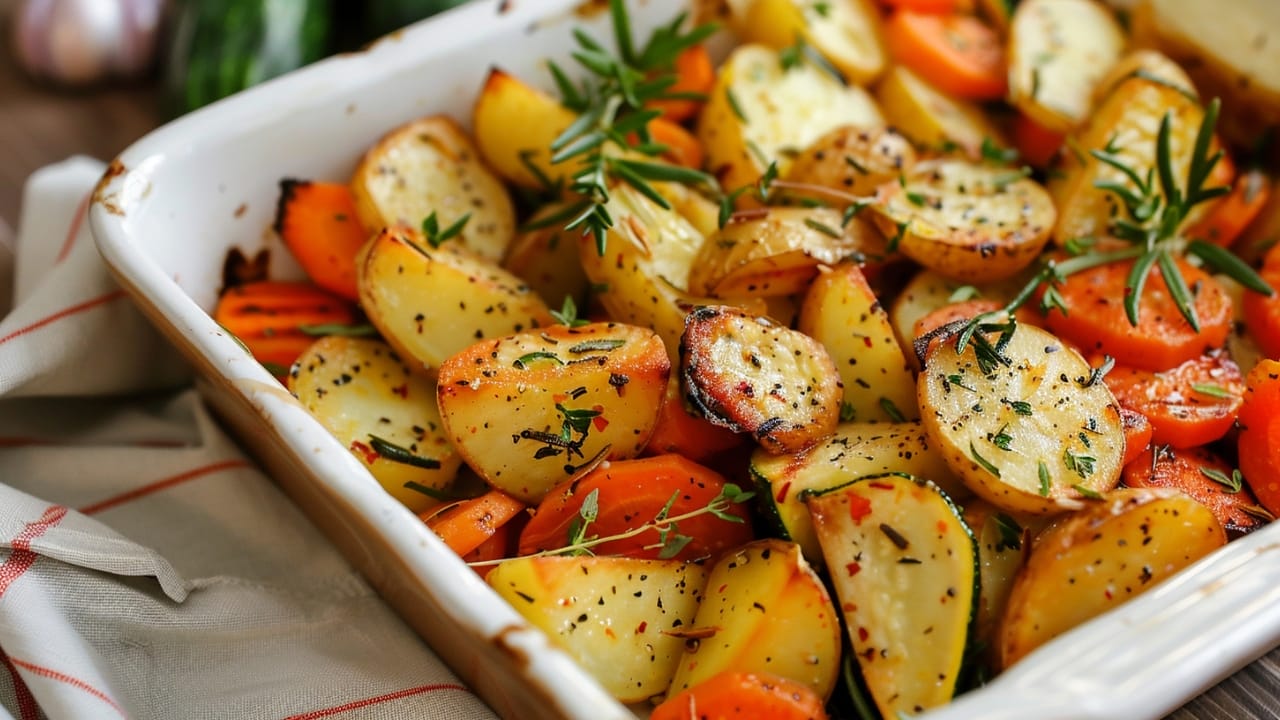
[{"xmin": 11, "ymin": 0, "xmax": 165, "ymax": 85}]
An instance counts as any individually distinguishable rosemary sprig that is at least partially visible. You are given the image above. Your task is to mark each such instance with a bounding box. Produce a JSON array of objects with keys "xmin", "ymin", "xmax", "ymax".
[
  {"xmin": 421, "ymin": 210, "xmax": 470, "ymax": 249},
  {"xmin": 467, "ymin": 483, "xmax": 755, "ymax": 566},
  {"xmin": 547, "ymin": 0, "xmax": 719, "ymax": 255}
]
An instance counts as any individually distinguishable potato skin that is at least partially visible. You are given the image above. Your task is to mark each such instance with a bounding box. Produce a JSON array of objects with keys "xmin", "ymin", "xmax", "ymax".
[{"xmin": 681, "ymin": 305, "xmax": 842, "ymax": 455}]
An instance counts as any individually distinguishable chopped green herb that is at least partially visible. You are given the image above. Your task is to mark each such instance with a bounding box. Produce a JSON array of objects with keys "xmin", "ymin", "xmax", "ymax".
[
  {"xmin": 514, "ymin": 351, "xmax": 565, "ymax": 369},
  {"xmin": 1199, "ymin": 466, "xmax": 1243, "ymax": 493},
  {"xmin": 1038, "ymin": 460, "xmax": 1051, "ymax": 496},
  {"xmin": 422, "ymin": 210, "xmax": 471, "ymax": 248},
  {"xmin": 1190, "ymin": 383, "xmax": 1234, "ymax": 399},
  {"xmin": 970, "ymin": 441, "xmax": 1001, "ymax": 478},
  {"xmin": 369, "ymin": 435, "xmax": 442, "ymax": 470}
]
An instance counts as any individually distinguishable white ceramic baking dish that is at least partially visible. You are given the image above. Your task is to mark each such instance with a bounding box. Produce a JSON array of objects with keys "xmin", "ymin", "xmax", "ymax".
[{"xmin": 90, "ymin": 1, "xmax": 1280, "ymax": 718}]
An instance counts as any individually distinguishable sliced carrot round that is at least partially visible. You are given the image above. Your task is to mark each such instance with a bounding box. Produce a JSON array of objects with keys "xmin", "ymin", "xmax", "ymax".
[
  {"xmin": 650, "ymin": 670, "xmax": 830, "ymax": 720},
  {"xmin": 1123, "ymin": 444, "xmax": 1265, "ymax": 538},
  {"xmin": 1237, "ymin": 359, "xmax": 1280, "ymax": 516},
  {"xmin": 1013, "ymin": 113, "xmax": 1065, "ymax": 169},
  {"xmin": 885, "ymin": 11, "xmax": 1007, "ymax": 100},
  {"xmin": 1041, "ymin": 257, "xmax": 1233, "ymax": 372},
  {"xmin": 1118, "ymin": 406, "xmax": 1153, "ymax": 468},
  {"xmin": 1104, "ymin": 350, "xmax": 1244, "ymax": 449},
  {"xmin": 1241, "ymin": 263, "xmax": 1280, "ymax": 360},
  {"xmin": 645, "ymin": 45, "xmax": 715, "ymax": 123},
  {"xmin": 274, "ymin": 180, "xmax": 369, "ymax": 300},
  {"xmin": 1188, "ymin": 169, "xmax": 1268, "ymax": 248},
  {"xmin": 517, "ymin": 454, "xmax": 753, "ymax": 561}
]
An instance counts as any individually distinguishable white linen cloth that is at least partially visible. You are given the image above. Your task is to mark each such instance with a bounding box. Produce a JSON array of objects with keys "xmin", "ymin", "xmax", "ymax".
[{"xmin": 0, "ymin": 157, "xmax": 497, "ymax": 720}]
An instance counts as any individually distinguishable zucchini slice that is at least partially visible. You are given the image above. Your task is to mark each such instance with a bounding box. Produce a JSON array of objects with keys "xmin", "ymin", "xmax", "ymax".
[{"xmin": 807, "ymin": 472, "xmax": 978, "ymax": 718}]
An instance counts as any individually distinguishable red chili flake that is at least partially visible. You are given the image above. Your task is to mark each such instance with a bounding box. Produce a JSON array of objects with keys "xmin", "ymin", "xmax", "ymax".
[
  {"xmin": 604, "ymin": 627, "xmax": 616, "ymax": 639},
  {"xmin": 937, "ymin": 520, "xmax": 949, "ymax": 534},
  {"xmin": 1104, "ymin": 589, "xmax": 1113, "ymax": 600},
  {"xmin": 636, "ymin": 621, "xmax": 648, "ymax": 634},
  {"xmin": 391, "ymin": 383, "xmax": 409, "ymax": 398},
  {"xmin": 553, "ymin": 393, "xmax": 568, "ymax": 403},
  {"xmin": 848, "ymin": 494, "xmax": 873, "ymax": 524},
  {"xmin": 592, "ymin": 406, "xmax": 609, "ymax": 431},
  {"xmin": 775, "ymin": 481, "xmax": 792, "ymax": 504},
  {"xmin": 863, "ymin": 336, "xmax": 874, "ymax": 348},
  {"xmin": 350, "ymin": 440, "xmax": 378, "ymax": 465},
  {"xmin": 718, "ymin": 583, "xmax": 729, "ymax": 594},
  {"xmin": 857, "ymin": 627, "xmax": 869, "ymax": 642},
  {"xmin": 868, "ymin": 482, "xmax": 895, "ymax": 490},
  {"xmin": 845, "ymin": 561, "xmax": 861, "ymax": 577}
]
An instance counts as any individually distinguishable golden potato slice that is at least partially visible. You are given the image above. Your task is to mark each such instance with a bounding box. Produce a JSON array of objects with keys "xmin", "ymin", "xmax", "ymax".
[
  {"xmin": 357, "ymin": 226, "xmax": 553, "ymax": 372},
  {"xmin": 487, "ymin": 555, "xmax": 708, "ymax": 702},
  {"xmin": 350, "ymin": 115, "xmax": 514, "ymax": 262},
  {"xmin": 698, "ymin": 43, "xmax": 884, "ymax": 197},
  {"xmin": 1007, "ymin": 0, "xmax": 1127, "ymax": 133},
  {"xmin": 918, "ymin": 322, "xmax": 1126, "ymax": 515},
  {"xmin": 437, "ymin": 322, "xmax": 669, "ymax": 503},
  {"xmin": 875, "ymin": 65, "xmax": 1007, "ymax": 155},
  {"xmin": 1093, "ymin": 49, "xmax": 1197, "ymax": 105},
  {"xmin": 579, "ymin": 182, "xmax": 766, "ymax": 361},
  {"xmin": 681, "ymin": 305, "xmax": 841, "ymax": 454},
  {"xmin": 471, "ymin": 68, "xmax": 579, "ymax": 189},
  {"xmin": 730, "ymin": 0, "xmax": 889, "ymax": 86},
  {"xmin": 869, "ymin": 159, "xmax": 1056, "ymax": 283},
  {"xmin": 798, "ymin": 262, "xmax": 917, "ymax": 424},
  {"xmin": 1049, "ymin": 74, "xmax": 1202, "ymax": 247},
  {"xmin": 784, "ymin": 125, "xmax": 917, "ymax": 199},
  {"xmin": 749, "ymin": 420, "xmax": 969, "ymax": 566},
  {"xmin": 998, "ymin": 488, "xmax": 1226, "ymax": 668},
  {"xmin": 288, "ymin": 336, "xmax": 462, "ymax": 513},
  {"xmin": 961, "ymin": 498, "xmax": 1032, "ymax": 671},
  {"xmin": 689, "ymin": 207, "xmax": 885, "ymax": 298},
  {"xmin": 808, "ymin": 474, "xmax": 977, "ymax": 718},
  {"xmin": 666, "ymin": 539, "xmax": 842, "ymax": 700},
  {"xmin": 501, "ymin": 202, "xmax": 589, "ymax": 309}
]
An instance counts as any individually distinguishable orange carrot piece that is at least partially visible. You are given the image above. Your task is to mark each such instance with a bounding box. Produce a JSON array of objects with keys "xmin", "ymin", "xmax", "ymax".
[
  {"xmin": 885, "ymin": 11, "xmax": 1007, "ymax": 100},
  {"xmin": 647, "ymin": 117, "xmax": 705, "ymax": 169},
  {"xmin": 878, "ymin": 0, "xmax": 969, "ymax": 12},
  {"xmin": 1187, "ymin": 169, "xmax": 1270, "ymax": 248},
  {"xmin": 646, "ymin": 45, "xmax": 715, "ymax": 123},
  {"xmin": 1104, "ymin": 350, "xmax": 1245, "ymax": 449},
  {"xmin": 212, "ymin": 280, "xmax": 359, "ymax": 377},
  {"xmin": 645, "ymin": 376, "xmax": 747, "ymax": 463},
  {"xmin": 517, "ymin": 454, "xmax": 754, "ymax": 561},
  {"xmin": 1123, "ymin": 444, "xmax": 1266, "ymax": 537},
  {"xmin": 1040, "ymin": 257, "xmax": 1233, "ymax": 372},
  {"xmin": 911, "ymin": 297, "xmax": 1005, "ymax": 360},
  {"xmin": 650, "ymin": 671, "xmax": 830, "ymax": 720},
  {"xmin": 274, "ymin": 180, "xmax": 369, "ymax": 300},
  {"xmin": 1240, "ymin": 263, "xmax": 1280, "ymax": 360},
  {"xmin": 461, "ymin": 519, "xmax": 521, "ymax": 580},
  {"xmin": 423, "ymin": 489, "xmax": 528, "ymax": 558},
  {"xmin": 1118, "ymin": 406, "xmax": 1153, "ymax": 468},
  {"xmin": 1013, "ymin": 113, "xmax": 1065, "ymax": 169},
  {"xmin": 1237, "ymin": 359, "xmax": 1280, "ymax": 516}
]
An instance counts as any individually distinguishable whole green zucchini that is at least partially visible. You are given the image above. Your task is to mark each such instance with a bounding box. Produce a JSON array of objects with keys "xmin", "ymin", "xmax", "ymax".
[{"xmin": 164, "ymin": 0, "xmax": 332, "ymax": 116}]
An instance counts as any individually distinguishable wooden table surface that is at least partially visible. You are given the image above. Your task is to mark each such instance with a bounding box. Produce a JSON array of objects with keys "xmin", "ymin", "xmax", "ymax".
[{"xmin": 1, "ymin": 6, "xmax": 1279, "ymax": 720}]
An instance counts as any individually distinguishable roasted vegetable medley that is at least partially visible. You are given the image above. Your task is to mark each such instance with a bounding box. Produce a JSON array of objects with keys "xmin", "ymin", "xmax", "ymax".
[{"xmin": 212, "ymin": 0, "xmax": 1280, "ymax": 716}]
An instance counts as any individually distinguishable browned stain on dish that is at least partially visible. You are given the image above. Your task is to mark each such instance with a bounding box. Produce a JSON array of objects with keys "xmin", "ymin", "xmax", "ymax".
[
  {"xmin": 573, "ymin": 0, "xmax": 609, "ymax": 19},
  {"xmin": 92, "ymin": 157, "xmax": 129, "ymax": 216},
  {"xmin": 234, "ymin": 203, "xmax": 248, "ymax": 218},
  {"xmin": 221, "ymin": 247, "xmax": 271, "ymax": 294},
  {"xmin": 497, "ymin": 0, "xmax": 513, "ymax": 14},
  {"xmin": 491, "ymin": 624, "xmax": 535, "ymax": 669}
]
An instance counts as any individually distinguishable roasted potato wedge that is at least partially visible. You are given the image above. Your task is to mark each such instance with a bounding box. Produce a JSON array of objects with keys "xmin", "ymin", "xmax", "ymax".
[
  {"xmin": 1093, "ymin": 49, "xmax": 1197, "ymax": 105},
  {"xmin": 437, "ymin": 322, "xmax": 669, "ymax": 503},
  {"xmin": 869, "ymin": 159, "xmax": 1056, "ymax": 283},
  {"xmin": 288, "ymin": 336, "xmax": 462, "ymax": 513},
  {"xmin": 918, "ymin": 322, "xmax": 1126, "ymax": 515},
  {"xmin": 750, "ymin": 420, "xmax": 968, "ymax": 566},
  {"xmin": 798, "ymin": 262, "xmax": 917, "ymax": 424},
  {"xmin": 471, "ymin": 68, "xmax": 580, "ymax": 189},
  {"xmin": 681, "ymin": 305, "xmax": 842, "ymax": 454},
  {"xmin": 962, "ymin": 498, "xmax": 1032, "ymax": 671},
  {"xmin": 728, "ymin": 0, "xmax": 889, "ymax": 86},
  {"xmin": 580, "ymin": 183, "xmax": 766, "ymax": 360},
  {"xmin": 998, "ymin": 488, "xmax": 1226, "ymax": 668},
  {"xmin": 698, "ymin": 43, "xmax": 884, "ymax": 198},
  {"xmin": 875, "ymin": 65, "xmax": 1007, "ymax": 155},
  {"xmin": 666, "ymin": 539, "xmax": 842, "ymax": 700},
  {"xmin": 1007, "ymin": 0, "xmax": 1127, "ymax": 133},
  {"xmin": 689, "ymin": 208, "xmax": 885, "ymax": 298},
  {"xmin": 1049, "ymin": 74, "xmax": 1202, "ymax": 246},
  {"xmin": 350, "ymin": 115, "xmax": 515, "ymax": 262},
  {"xmin": 487, "ymin": 555, "xmax": 709, "ymax": 702},
  {"xmin": 888, "ymin": 268, "xmax": 1024, "ymax": 365},
  {"xmin": 357, "ymin": 226, "xmax": 552, "ymax": 372},
  {"xmin": 501, "ymin": 202, "xmax": 590, "ymax": 310},
  {"xmin": 808, "ymin": 473, "xmax": 978, "ymax": 718},
  {"xmin": 784, "ymin": 125, "xmax": 917, "ymax": 199}
]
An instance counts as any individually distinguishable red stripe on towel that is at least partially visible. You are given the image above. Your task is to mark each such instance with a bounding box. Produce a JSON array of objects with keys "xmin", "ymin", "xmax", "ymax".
[
  {"xmin": 0, "ymin": 505, "xmax": 69, "ymax": 598},
  {"xmin": 0, "ymin": 290, "xmax": 127, "ymax": 347},
  {"xmin": 1, "ymin": 651, "xmax": 39, "ymax": 720},
  {"xmin": 78, "ymin": 459, "xmax": 252, "ymax": 515},
  {"xmin": 281, "ymin": 683, "xmax": 473, "ymax": 719},
  {"xmin": 9, "ymin": 657, "xmax": 126, "ymax": 717},
  {"xmin": 55, "ymin": 191, "xmax": 93, "ymax": 264}
]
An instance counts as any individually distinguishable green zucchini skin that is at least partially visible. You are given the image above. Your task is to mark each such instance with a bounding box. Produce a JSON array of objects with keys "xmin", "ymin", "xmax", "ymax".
[
  {"xmin": 164, "ymin": 0, "xmax": 332, "ymax": 116},
  {"xmin": 807, "ymin": 472, "xmax": 979, "ymax": 719}
]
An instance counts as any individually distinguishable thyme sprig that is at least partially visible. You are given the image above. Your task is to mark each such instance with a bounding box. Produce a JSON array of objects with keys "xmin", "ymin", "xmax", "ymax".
[
  {"xmin": 947, "ymin": 97, "xmax": 1271, "ymax": 364},
  {"xmin": 548, "ymin": 0, "xmax": 719, "ymax": 255},
  {"xmin": 467, "ymin": 483, "xmax": 755, "ymax": 566}
]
